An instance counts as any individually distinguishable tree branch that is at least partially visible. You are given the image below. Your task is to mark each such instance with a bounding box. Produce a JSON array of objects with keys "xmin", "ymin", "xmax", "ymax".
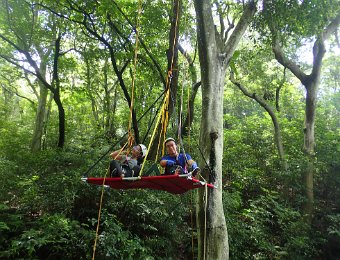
[
  {"xmin": 224, "ymin": 0, "xmax": 256, "ymax": 63},
  {"xmin": 230, "ymin": 71, "xmax": 287, "ymax": 170},
  {"xmin": 111, "ymin": 0, "xmax": 166, "ymax": 87},
  {"xmin": 181, "ymin": 81, "xmax": 201, "ymax": 136},
  {"xmin": 272, "ymin": 36, "xmax": 308, "ymax": 84},
  {"xmin": 0, "ymin": 53, "xmax": 35, "ymax": 76},
  {"xmin": 275, "ymin": 67, "xmax": 286, "ymax": 112},
  {"xmin": 322, "ymin": 13, "xmax": 340, "ymax": 40},
  {"xmin": 0, "ymin": 83, "xmax": 35, "ymax": 106},
  {"xmin": 311, "ymin": 13, "xmax": 340, "ymax": 80}
]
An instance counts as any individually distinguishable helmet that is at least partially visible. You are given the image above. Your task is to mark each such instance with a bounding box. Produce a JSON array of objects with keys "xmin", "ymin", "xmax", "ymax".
[
  {"xmin": 164, "ymin": 137, "xmax": 176, "ymax": 145},
  {"xmin": 139, "ymin": 144, "xmax": 148, "ymax": 157}
]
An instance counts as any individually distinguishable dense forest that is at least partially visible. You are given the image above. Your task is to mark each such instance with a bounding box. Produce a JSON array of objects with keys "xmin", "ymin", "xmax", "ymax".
[{"xmin": 0, "ymin": 0, "xmax": 339, "ymax": 259}]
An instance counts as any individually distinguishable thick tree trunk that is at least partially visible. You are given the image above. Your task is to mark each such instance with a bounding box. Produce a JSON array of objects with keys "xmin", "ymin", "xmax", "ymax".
[
  {"xmin": 194, "ymin": 5, "xmax": 228, "ymax": 258},
  {"xmin": 303, "ymin": 80, "xmax": 318, "ymax": 219},
  {"xmin": 52, "ymin": 35, "xmax": 65, "ymax": 148},
  {"xmin": 194, "ymin": 1, "xmax": 256, "ymax": 258},
  {"xmin": 53, "ymin": 91, "xmax": 65, "ymax": 148},
  {"xmin": 196, "ymin": 70, "xmax": 229, "ymax": 259},
  {"xmin": 194, "ymin": 2, "xmax": 227, "ymax": 259}
]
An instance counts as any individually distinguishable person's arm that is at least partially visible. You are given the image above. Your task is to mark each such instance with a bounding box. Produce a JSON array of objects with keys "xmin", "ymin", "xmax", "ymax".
[
  {"xmin": 160, "ymin": 157, "xmax": 176, "ymax": 168},
  {"xmin": 187, "ymin": 159, "xmax": 198, "ymax": 169},
  {"xmin": 186, "ymin": 154, "xmax": 198, "ymax": 170},
  {"xmin": 110, "ymin": 149, "xmax": 126, "ymax": 160}
]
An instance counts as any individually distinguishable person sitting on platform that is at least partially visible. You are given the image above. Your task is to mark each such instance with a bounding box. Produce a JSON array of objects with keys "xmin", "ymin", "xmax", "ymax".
[
  {"xmin": 109, "ymin": 144, "xmax": 147, "ymax": 177},
  {"xmin": 159, "ymin": 137, "xmax": 200, "ymax": 176}
]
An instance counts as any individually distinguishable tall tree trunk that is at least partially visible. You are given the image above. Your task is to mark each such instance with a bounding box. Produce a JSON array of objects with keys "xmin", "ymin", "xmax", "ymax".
[
  {"xmin": 31, "ymin": 51, "xmax": 51, "ymax": 152},
  {"xmin": 303, "ymin": 79, "xmax": 318, "ymax": 219},
  {"xmin": 52, "ymin": 35, "xmax": 65, "ymax": 148},
  {"xmin": 53, "ymin": 92, "xmax": 65, "ymax": 148},
  {"xmin": 103, "ymin": 57, "xmax": 110, "ymax": 131},
  {"xmin": 194, "ymin": 1, "xmax": 256, "ymax": 258},
  {"xmin": 271, "ymin": 12, "xmax": 340, "ymax": 220},
  {"xmin": 26, "ymin": 25, "xmax": 54, "ymax": 151},
  {"xmin": 84, "ymin": 56, "xmax": 99, "ymax": 127},
  {"xmin": 42, "ymin": 93, "xmax": 53, "ymax": 150},
  {"xmin": 197, "ymin": 65, "xmax": 228, "ymax": 259},
  {"xmin": 31, "ymin": 83, "xmax": 48, "ymax": 152}
]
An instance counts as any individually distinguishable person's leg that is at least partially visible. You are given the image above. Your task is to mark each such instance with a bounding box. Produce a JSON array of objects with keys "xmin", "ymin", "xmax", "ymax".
[
  {"xmin": 131, "ymin": 165, "xmax": 141, "ymax": 177},
  {"xmin": 165, "ymin": 165, "xmax": 178, "ymax": 175},
  {"xmin": 109, "ymin": 160, "xmax": 123, "ymax": 177}
]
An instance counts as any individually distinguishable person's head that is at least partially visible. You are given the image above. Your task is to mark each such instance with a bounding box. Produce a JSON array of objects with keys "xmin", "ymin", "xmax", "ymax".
[
  {"xmin": 132, "ymin": 144, "xmax": 148, "ymax": 158},
  {"xmin": 164, "ymin": 137, "xmax": 178, "ymax": 156}
]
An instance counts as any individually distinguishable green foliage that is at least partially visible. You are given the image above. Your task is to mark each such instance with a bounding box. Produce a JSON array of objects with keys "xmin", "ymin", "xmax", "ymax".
[
  {"xmin": 1, "ymin": 213, "xmax": 93, "ymax": 259},
  {"xmin": 327, "ymin": 214, "xmax": 340, "ymax": 238},
  {"xmin": 0, "ymin": 204, "xmax": 25, "ymax": 250},
  {"xmin": 100, "ymin": 189, "xmax": 193, "ymax": 258},
  {"xmin": 254, "ymin": 0, "xmax": 340, "ymax": 44},
  {"xmin": 0, "ymin": 115, "xmax": 32, "ymax": 161},
  {"xmin": 0, "ymin": 136, "xmax": 194, "ymax": 258},
  {"xmin": 0, "ymin": 0, "xmax": 339, "ymax": 258},
  {"xmin": 92, "ymin": 209, "xmax": 151, "ymax": 259},
  {"xmin": 222, "ymin": 68, "xmax": 339, "ymax": 258},
  {"xmin": 224, "ymin": 189, "xmax": 323, "ymax": 259}
]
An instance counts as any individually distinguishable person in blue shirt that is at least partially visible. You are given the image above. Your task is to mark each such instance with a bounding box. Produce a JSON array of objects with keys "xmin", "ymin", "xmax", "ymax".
[{"xmin": 160, "ymin": 137, "xmax": 200, "ymax": 176}]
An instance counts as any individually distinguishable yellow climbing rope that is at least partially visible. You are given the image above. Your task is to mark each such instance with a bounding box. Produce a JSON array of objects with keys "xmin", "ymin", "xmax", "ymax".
[
  {"xmin": 92, "ymin": 0, "xmax": 182, "ymax": 257},
  {"xmin": 139, "ymin": 0, "xmax": 180, "ymax": 176},
  {"xmin": 92, "ymin": 0, "xmax": 142, "ymax": 258}
]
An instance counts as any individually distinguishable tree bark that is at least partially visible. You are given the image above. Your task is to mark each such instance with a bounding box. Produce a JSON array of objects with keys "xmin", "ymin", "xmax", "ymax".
[
  {"xmin": 31, "ymin": 43, "xmax": 54, "ymax": 152},
  {"xmin": 193, "ymin": 1, "xmax": 256, "ymax": 259},
  {"xmin": 31, "ymin": 83, "xmax": 48, "ymax": 152}
]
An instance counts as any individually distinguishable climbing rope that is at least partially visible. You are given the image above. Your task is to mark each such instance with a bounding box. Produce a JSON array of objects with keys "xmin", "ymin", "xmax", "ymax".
[
  {"xmin": 92, "ymin": 0, "xmax": 143, "ymax": 258},
  {"xmin": 91, "ymin": 145, "xmax": 126, "ymax": 260},
  {"xmin": 127, "ymin": 0, "xmax": 142, "ymax": 149},
  {"xmin": 140, "ymin": 0, "xmax": 181, "ymax": 175},
  {"xmin": 186, "ymin": 67, "xmax": 191, "ymax": 153},
  {"xmin": 203, "ymin": 183, "xmax": 208, "ymax": 260},
  {"xmin": 190, "ymin": 190, "xmax": 195, "ymax": 260},
  {"xmin": 91, "ymin": 0, "xmax": 183, "ymax": 256},
  {"xmin": 160, "ymin": 0, "xmax": 181, "ymax": 155},
  {"xmin": 139, "ymin": 88, "xmax": 171, "ymax": 176}
]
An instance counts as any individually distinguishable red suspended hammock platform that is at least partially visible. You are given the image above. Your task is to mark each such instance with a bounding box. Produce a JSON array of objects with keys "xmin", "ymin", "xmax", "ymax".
[{"xmin": 82, "ymin": 174, "xmax": 215, "ymax": 194}]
